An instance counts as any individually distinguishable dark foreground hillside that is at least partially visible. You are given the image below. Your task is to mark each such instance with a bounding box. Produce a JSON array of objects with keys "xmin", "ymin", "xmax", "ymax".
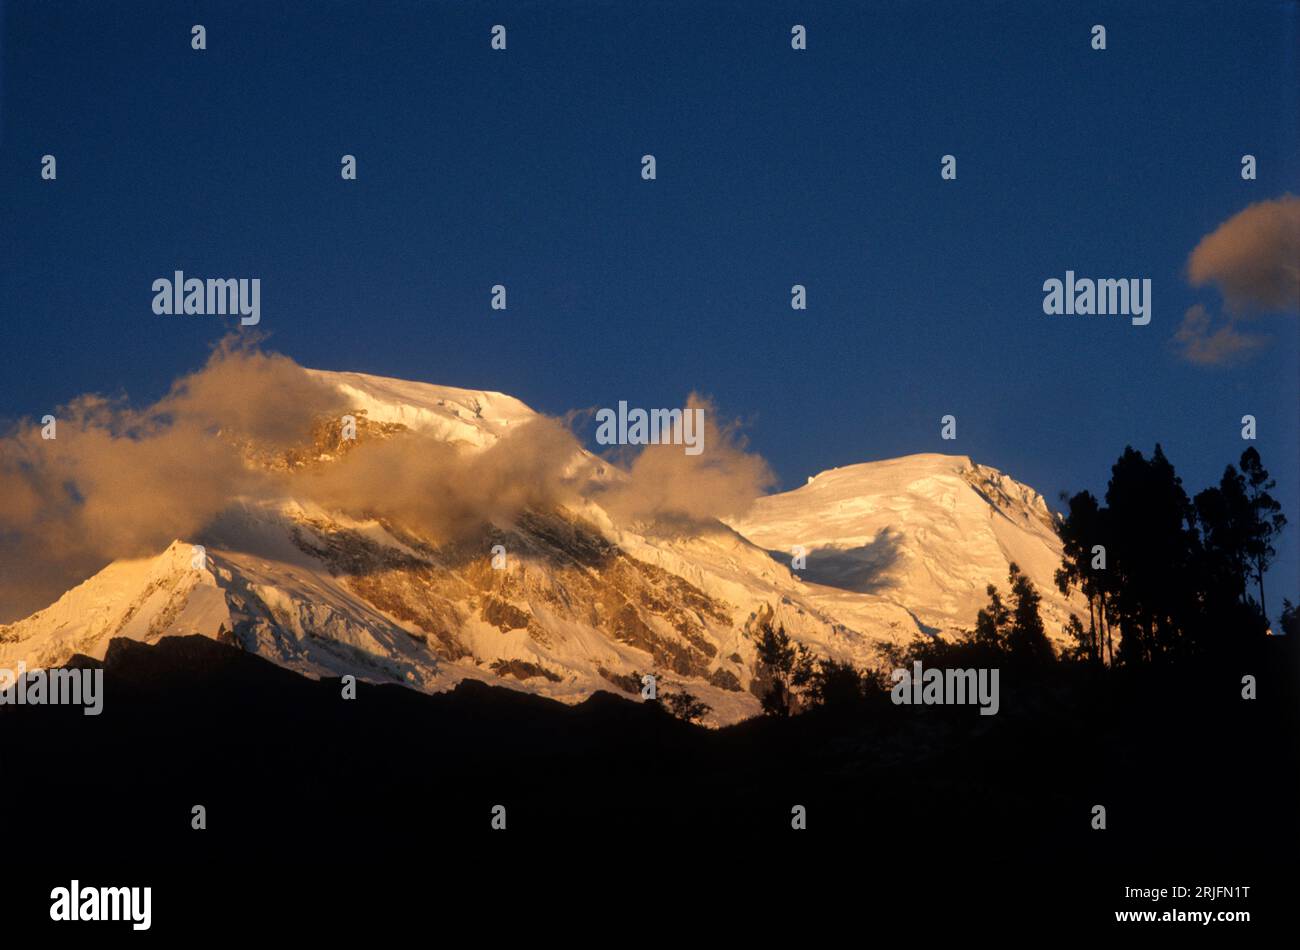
[{"xmin": 2, "ymin": 634, "xmax": 1296, "ymax": 937}]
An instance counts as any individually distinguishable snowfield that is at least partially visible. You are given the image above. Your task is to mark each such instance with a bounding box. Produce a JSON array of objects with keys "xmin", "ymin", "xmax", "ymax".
[{"xmin": 0, "ymin": 371, "xmax": 1082, "ymax": 725}]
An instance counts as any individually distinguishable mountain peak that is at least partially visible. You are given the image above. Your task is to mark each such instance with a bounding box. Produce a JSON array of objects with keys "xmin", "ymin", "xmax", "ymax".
[
  {"xmin": 306, "ymin": 368, "xmax": 538, "ymax": 447},
  {"xmin": 729, "ymin": 453, "xmax": 1071, "ymax": 642}
]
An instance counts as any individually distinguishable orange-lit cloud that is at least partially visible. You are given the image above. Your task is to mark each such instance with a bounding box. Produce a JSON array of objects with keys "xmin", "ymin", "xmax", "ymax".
[
  {"xmin": 1174, "ymin": 195, "xmax": 1300, "ymax": 366},
  {"xmin": 0, "ymin": 342, "xmax": 775, "ymax": 621}
]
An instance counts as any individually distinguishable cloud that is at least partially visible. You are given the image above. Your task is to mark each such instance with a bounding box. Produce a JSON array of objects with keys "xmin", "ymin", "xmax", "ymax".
[
  {"xmin": 0, "ymin": 339, "xmax": 347, "ymax": 620},
  {"xmin": 592, "ymin": 394, "xmax": 775, "ymax": 527},
  {"xmin": 0, "ymin": 341, "xmax": 778, "ymax": 622},
  {"xmin": 1175, "ymin": 195, "xmax": 1300, "ymax": 366},
  {"xmin": 1171, "ymin": 304, "xmax": 1267, "ymax": 367},
  {"xmin": 0, "ymin": 340, "xmax": 596, "ymax": 621},
  {"xmin": 1187, "ymin": 195, "xmax": 1300, "ymax": 313},
  {"xmin": 301, "ymin": 413, "xmax": 585, "ymax": 541}
]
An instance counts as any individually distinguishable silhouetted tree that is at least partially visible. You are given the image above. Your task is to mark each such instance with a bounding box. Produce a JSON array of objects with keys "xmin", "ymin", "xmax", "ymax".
[
  {"xmin": 1103, "ymin": 445, "xmax": 1199, "ymax": 663},
  {"xmin": 1194, "ymin": 463, "xmax": 1252, "ymax": 606},
  {"xmin": 662, "ymin": 689, "xmax": 711, "ymax": 724},
  {"xmin": 1192, "ymin": 459, "xmax": 1267, "ymax": 648},
  {"xmin": 972, "ymin": 584, "xmax": 1010, "ymax": 650},
  {"xmin": 1055, "ymin": 490, "xmax": 1112, "ymax": 664},
  {"xmin": 1281, "ymin": 599, "xmax": 1299, "ymax": 638},
  {"xmin": 1006, "ymin": 562, "xmax": 1054, "ymax": 663},
  {"xmin": 1062, "ymin": 614, "xmax": 1090, "ymax": 662},
  {"xmin": 806, "ymin": 658, "xmax": 866, "ymax": 708},
  {"xmin": 753, "ymin": 620, "xmax": 814, "ymax": 716},
  {"xmin": 759, "ymin": 679, "xmax": 790, "ymax": 717},
  {"xmin": 1058, "ymin": 444, "xmax": 1286, "ymax": 663},
  {"xmin": 1239, "ymin": 447, "xmax": 1286, "ymax": 619},
  {"xmin": 965, "ymin": 564, "xmax": 1053, "ymax": 662}
]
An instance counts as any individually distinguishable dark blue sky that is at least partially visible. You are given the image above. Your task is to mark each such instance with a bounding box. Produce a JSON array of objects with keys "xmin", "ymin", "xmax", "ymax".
[{"xmin": 3, "ymin": 1, "xmax": 1298, "ymax": 612}]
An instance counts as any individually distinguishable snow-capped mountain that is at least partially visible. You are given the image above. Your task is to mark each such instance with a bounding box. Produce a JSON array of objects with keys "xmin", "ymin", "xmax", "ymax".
[
  {"xmin": 727, "ymin": 454, "xmax": 1078, "ymax": 645},
  {"xmin": 0, "ymin": 371, "xmax": 1080, "ymax": 724}
]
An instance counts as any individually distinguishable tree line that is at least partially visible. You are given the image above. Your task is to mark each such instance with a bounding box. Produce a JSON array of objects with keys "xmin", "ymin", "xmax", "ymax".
[{"xmin": 1055, "ymin": 445, "xmax": 1286, "ymax": 665}]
